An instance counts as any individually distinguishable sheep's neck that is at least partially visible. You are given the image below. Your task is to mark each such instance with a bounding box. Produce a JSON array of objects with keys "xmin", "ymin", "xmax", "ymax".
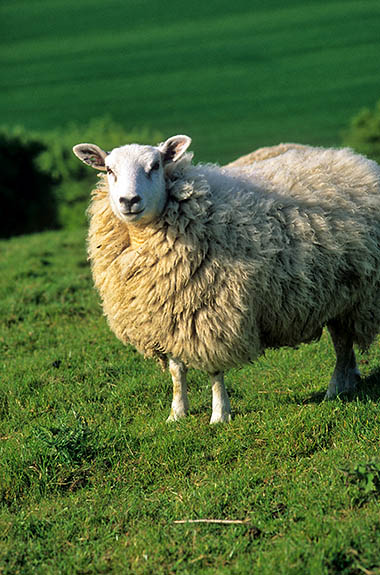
[{"xmin": 127, "ymin": 224, "xmax": 155, "ymax": 251}]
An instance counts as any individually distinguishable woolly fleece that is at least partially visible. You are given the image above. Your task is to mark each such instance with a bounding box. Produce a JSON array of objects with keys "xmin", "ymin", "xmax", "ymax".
[
  {"xmin": 87, "ymin": 145, "xmax": 380, "ymax": 374},
  {"xmin": 226, "ymin": 143, "xmax": 308, "ymax": 168}
]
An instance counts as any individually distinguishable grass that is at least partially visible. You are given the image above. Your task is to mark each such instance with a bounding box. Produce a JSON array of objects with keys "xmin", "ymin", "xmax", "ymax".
[
  {"xmin": 1, "ymin": 228, "xmax": 380, "ymax": 574},
  {"xmin": 1, "ymin": 0, "xmax": 380, "ymax": 162},
  {"xmin": 1, "ymin": 1, "xmax": 380, "ymax": 571}
]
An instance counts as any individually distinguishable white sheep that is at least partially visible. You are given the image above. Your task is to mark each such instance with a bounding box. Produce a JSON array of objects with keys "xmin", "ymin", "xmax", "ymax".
[
  {"xmin": 226, "ymin": 143, "xmax": 308, "ymax": 168},
  {"xmin": 73, "ymin": 136, "xmax": 380, "ymax": 423}
]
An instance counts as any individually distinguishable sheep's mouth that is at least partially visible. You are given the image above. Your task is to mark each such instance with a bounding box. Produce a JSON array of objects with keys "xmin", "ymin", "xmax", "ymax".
[{"xmin": 120, "ymin": 208, "xmax": 145, "ymax": 218}]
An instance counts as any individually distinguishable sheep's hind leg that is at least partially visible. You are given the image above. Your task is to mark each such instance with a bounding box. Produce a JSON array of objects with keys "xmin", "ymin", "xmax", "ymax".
[
  {"xmin": 325, "ymin": 321, "xmax": 361, "ymax": 399},
  {"xmin": 167, "ymin": 358, "xmax": 189, "ymax": 422},
  {"xmin": 209, "ymin": 372, "xmax": 231, "ymax": 424}
]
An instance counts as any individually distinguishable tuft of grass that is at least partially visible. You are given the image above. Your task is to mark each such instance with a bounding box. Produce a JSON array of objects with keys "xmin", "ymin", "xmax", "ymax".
[{"xmin": 1, "ymin": 229, "xmax": 380, "ymax": 573}]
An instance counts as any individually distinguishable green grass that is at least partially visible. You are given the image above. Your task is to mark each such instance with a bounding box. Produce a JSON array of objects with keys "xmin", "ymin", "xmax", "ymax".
[
  {"xmin": 1, "ymin": 0, "xmax": 380, "ymax": 162},
  {"xmin": 1, "ymin": 229, "xmax": 380, "ymax": 574},
  {"xmin": 1, "ymin": 2, "xmax": 380, "ymax": 571}
]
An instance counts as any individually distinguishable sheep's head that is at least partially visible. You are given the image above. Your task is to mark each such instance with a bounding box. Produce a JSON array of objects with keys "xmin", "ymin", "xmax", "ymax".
[{"xmin": 73, "ymin": 135, "xmax": 191, "ymax": 224}]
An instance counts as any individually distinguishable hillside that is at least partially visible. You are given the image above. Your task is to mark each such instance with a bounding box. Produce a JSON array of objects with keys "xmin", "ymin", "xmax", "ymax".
[
  {"xmin": 1, "ymin": 2, "xmax": 380, "ymax": 571},
  {"xmin": 1, "ymin": 0, "xmax": 380, "ymax": 162}
]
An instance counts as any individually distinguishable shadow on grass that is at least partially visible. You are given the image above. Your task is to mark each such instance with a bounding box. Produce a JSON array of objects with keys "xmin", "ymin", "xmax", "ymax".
[
  {"xmin": 356, "ymin": 367, "xmax": 380, "ymax": 402},
  {"xmin": 301, "ymin": 367, "xmax": 380, "ymax": 405}
]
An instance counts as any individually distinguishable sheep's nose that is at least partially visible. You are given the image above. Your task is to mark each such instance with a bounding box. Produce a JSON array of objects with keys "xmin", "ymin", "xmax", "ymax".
[{"xmin": 119, "ymin": 195, "xmax": 142, "ymax": 213}]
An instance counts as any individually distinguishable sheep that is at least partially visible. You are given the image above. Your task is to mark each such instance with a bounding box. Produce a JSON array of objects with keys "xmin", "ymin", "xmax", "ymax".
[
  {"xmin": 226, "ymin": 143, "xmax": 308, "ymax": 168},
  {"xmin": 73, "ymin": 136, "xmax": 380, "ymax": 423}
]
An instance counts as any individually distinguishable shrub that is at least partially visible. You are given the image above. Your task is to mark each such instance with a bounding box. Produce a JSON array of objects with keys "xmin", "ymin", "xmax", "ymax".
[
  {"xmin": 343, "ymin": 99, "xmax": 380, "ymax": 164},
  {"xmin": 0, "ymin": 129, "xmax": 58, "ymax": 238}
]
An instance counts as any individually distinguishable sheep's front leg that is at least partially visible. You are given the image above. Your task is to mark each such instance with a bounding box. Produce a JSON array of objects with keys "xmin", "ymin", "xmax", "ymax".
[
  {"xmin": 325, "ymin": 321, "xmax": 361, "ymax": 399},
  {"xmin": 167, "ymin": 358, "xmax": 189, "ymax": 422},
  {"xmin": 209, "ymin": 372, "xmax": 231, "ymax": 424}
]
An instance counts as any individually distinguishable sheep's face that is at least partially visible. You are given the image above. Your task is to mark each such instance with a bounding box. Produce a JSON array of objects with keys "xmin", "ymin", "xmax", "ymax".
[
  {"xmin": 73, "ymin": 135, "xmax": 191, "ymax": 225},
  {"xmin": 105, "ymin": 144, "xmax": 167, "ymax": 224}
]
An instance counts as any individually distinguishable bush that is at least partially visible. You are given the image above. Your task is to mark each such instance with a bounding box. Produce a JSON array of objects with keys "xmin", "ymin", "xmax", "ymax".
[
  {"xmin": 0, "ymin": 129, "xmax": 58, "ymax": 238},
  {"xmin": 343, "ymin": 99, "xmax": 380, "ymax": 164}
]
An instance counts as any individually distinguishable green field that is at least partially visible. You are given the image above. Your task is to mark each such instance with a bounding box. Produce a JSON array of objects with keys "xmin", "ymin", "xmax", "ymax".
[
  {"xmin": 2, "ymin": 0, "xmax": 380, "ymax": 162},
  {"xmin": 1, "ymin": 2, "xmax": 380, "ymax": 573},
  {"xmin": 1, "ymin": 229, "xmax": 380, "ymax": 574}
]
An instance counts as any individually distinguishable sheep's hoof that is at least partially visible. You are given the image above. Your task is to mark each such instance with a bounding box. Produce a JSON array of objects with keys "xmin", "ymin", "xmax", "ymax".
[
  {"xmin": 166, "ymin": 408, "xmax": 187, "ymax": 423},
  {"xmin": 324, "ymin": 388, "xmax": 337, "ymax": 400},
  {"xmin": 324, "ymin": 386, "xmax": 357, "ymax": 401},
  {"xmin": 209, "ymin": 412, "xmax": 232, "ymax": 425},
  {"xmin": 324, "ymin": 370, "xmax": 361, "ymax": 400}
]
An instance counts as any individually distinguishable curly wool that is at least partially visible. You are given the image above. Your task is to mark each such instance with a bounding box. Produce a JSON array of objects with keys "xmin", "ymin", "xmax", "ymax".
[{"xmin": 87, "ymin": 146, "xmax": 380, "ymax": 374}]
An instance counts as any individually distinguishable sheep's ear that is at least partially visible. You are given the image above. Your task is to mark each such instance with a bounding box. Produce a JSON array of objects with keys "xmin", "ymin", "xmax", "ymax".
[
  {"xmin": 159, "ymin": 135, "xmax": 192, "ymax": 164},
  {"xmin": 72, "ymin": 143, "xmax": 107, "ymax": 171}
]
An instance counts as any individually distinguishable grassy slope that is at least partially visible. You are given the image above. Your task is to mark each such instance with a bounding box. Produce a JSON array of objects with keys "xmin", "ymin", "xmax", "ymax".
[
  {"xmin": 0, "ymin": 229, "xmax": 379, "ymax": 574},
  {"xmin": 1, "ymin": 1, "xmax": 380, "ymax": 572},
  {"xmin": 1, "ymin": 0, "xmax": 380, "ymax": 162}
]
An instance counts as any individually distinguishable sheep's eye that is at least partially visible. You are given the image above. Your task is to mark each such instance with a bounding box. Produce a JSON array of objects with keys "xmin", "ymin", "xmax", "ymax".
[{"xmin": 106, "ymin": 167, "xmax": 115, "ymax": 178}]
